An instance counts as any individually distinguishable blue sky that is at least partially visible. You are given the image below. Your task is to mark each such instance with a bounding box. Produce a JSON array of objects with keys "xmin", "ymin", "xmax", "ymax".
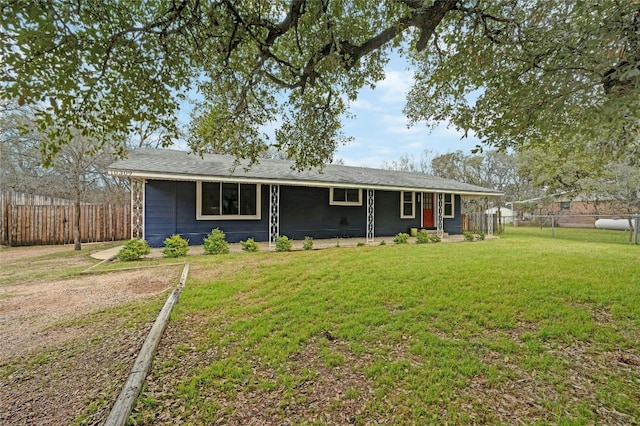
[{"xmin": 337, "ymin": 58, "xmax": 482, "ymax": 167}]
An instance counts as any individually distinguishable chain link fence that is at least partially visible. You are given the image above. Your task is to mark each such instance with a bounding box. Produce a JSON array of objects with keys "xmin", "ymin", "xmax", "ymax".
[{"xmin": 464, "ymin": 212, "xmax": 639, "ymax": 245}]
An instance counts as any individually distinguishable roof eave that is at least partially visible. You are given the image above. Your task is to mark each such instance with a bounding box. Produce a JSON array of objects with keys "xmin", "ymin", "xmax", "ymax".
[{"xmin": 108, "ymin": 168, "xmax": 503, "ymax": 197}]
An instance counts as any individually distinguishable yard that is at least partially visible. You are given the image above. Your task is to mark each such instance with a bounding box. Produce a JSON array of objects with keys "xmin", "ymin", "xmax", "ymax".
[{"xmin": 1, "ymin": 229, "xmax": 639, "ymax": 425}]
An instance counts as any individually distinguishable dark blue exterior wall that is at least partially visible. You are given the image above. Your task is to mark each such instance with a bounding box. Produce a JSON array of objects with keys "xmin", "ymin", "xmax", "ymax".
[
  {"xmin": 280, "ymin": 186, "xmax": 366, "ymax": 239},
  {"xmin": 144, "ymin": 179, "xmax": 463, "ymax": 246},
  {"xmin": 447, "ymin": 197, "xmax": 463, "ymax": 235},
  {"xmin": 145, "ymin": 180, "xmax": 270, "ymax": 246},
  {"xmin": 374, "ymin": 190, "xmax": 419, "ymax": 236}
]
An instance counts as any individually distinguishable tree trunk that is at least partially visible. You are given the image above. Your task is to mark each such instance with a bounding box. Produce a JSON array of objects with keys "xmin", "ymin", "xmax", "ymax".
[{"xmin": 74, "ymin": 195, "xmax": 81, "ymax": 250}]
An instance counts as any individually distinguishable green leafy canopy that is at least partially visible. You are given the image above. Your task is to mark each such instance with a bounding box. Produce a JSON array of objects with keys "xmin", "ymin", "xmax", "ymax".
[{"xmin": 2, "ymin": 1, "xmax": 638, "ymax": 169}]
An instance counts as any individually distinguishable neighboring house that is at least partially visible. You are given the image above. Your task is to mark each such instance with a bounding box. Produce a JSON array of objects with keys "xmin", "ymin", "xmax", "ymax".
[
  {"xmin": 485, "ymin": 207, "xmax": 515, "ymax": 224},
  {"xmin": 515, "ymin": 192, "xmax": 637, "ymax": 227},
  {"xmin": 108, "ymin": 148, "xmax": 502, "ymax": 247}
]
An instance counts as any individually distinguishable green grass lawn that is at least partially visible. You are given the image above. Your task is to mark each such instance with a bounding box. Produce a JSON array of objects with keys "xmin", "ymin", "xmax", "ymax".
[{"xmin": 131, "ymin": 229, "xmax": 639, "ymax": 425}]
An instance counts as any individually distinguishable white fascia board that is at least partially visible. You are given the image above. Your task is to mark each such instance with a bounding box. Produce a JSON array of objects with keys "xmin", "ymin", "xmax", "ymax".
[{"xmin": 108, "ymin": 169, "xmax": 502, "ymax": 197}]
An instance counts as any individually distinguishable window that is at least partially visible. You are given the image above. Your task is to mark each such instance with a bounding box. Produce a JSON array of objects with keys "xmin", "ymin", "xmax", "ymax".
[
  {"xmin": 400, "ymin": 191, "xmax": 415, "ymax": 218},
  {"xmin": 560, "ymin": 201, "xmax": 571, "ymax": 210},
  {"xmin": 330, "ymin": 187, "xmax": 362, "ymax": 206},
  {"xmin": 443, "ymin": 193, "xmax": 454, "ymax": 218},
  {"xmin": 197, "ymin": 182, "xmax": 260, "ymax": 219}
]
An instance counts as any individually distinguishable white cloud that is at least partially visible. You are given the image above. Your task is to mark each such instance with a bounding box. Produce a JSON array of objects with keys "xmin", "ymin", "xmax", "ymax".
[
  {"xmin": 381, "ymin": 114, "xmax": 422, "ymax": 136},
  {"xmin": 376, "ymin": 70, "xmax": 413, "ymax": 104},
  {"xmin": 350, "ymin": 97, "xmax": 381, "ymax": 112}
]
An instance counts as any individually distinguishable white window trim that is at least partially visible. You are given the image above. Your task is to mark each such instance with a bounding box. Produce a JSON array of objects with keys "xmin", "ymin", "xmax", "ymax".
[
  {"xmin": 444, "ymin": 193, "xmax": 455, "ymax": 218},
  {"xmin": 329, "ymin": 188, "xmax": 362, "ymax": 206},
  {"xmin": 400, "ymin": 191, "xmax": 415, "ymax": 219},
  {"xmin": 196, "ymin": 181, "xmax": 262, "ymax": 220}
]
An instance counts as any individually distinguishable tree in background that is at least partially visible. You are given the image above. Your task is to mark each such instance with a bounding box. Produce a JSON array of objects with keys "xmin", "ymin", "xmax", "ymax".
[
  {"xmin": 380, "ymin": 150, "xmax": 435, "ymax": 174},
  {"xmin": 1, "ymin": 100, "xmax": 129, "ymax": 249},
  {"xmin": 50, "ymin": 134, "xmax": 119, "ymax": 250},
  {"xmin": 1, "ymin": 101, "xmax": 126, "ymax": 203},
  {"xmin": 0, "ymin": 102, "xmax": 47, "ymax": 193},
  {"xmin": 2, "ymin": 1, "xmax": 638, "ymax": 170}
]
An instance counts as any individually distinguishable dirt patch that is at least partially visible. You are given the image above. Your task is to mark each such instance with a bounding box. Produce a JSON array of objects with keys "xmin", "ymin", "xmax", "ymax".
[
  {"xmin": 0, "ymin": 269, "xmax": 173, "ymax": 360},
  {"xmin": 0, "ymin": 244, "xmax": 183, "ymax": 425},
  {"xmin": 0, "ymin": 244, "xmax": 74, "ymax": 263}
]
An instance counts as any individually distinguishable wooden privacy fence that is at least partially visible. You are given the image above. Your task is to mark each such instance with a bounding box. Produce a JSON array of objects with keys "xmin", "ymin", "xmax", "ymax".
[
  {"xmin": 2, "ymin": 203, "xmax": 131, "ymax": 246},
  {"xmin": 462, "ymin": 212, "xmax": 503, "ymax": 234}
]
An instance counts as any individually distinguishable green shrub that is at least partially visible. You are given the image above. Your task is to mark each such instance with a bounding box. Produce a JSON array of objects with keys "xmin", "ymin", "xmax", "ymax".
[
  {"xmin": 393, "ymin": 232, "xmax": 410, "ymax": 244},
  {"xmin": 379, "ymin": 240, "xmax": 386, "ymax": 246},
  {"xmin": 203, "ymin": 228, "xmax": 230, "ymax": 254},
  {"xmin": 357, "ymin": 242, "xmax": 365, "ymax": 247},
  {"xmin": 162, "ymin": 234, "xmax": 189, "ymax": 258},
  {"xmin": 303, "ymin": 236, "xmax": 313, "ymax": 251},
  {"xmin": 429, "ymin": 234, "xmax": 441, "ymax": 243},
  {"xmin": 463, "ymin": 232, "xmax": 484, "ymax": 242},
  {"xmin": 117, "ymin": 238, "xmax": 151, "ymax": 261},
  {"xmin": 416, "ymin": 229, "xmax": 430, "ymax": 244},
  {"xmin": 240, "ymin": 238, "xmax": 259, "ymax": 252},
  {"xmin": 275, "ymin": 235, "xmax": 292, "ymax": 252}
]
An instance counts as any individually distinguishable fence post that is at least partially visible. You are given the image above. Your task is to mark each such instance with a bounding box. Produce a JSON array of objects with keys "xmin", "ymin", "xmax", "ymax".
[
  {"xmin": 551, "ymin": 215, "xmax": 555, "ymax": 238},
  {"xmin": 634, "ymin": 214, "xmax": 639, "ymax": 245}
]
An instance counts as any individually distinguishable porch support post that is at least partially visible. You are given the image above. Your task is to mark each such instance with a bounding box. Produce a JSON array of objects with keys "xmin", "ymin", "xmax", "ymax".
[
  {"xmin": 130, "ymin": 177, "xmax": 145, "ymax": 240},
  {"xmin": 366, "ymin": 189, "xmax": 375, "ymax": 243},
  {"xmin": 269, "ymin": 184, "xmax": 280, "ymax": 248},
  {"xmin": 487, "ymin": 211, "xmax": 494, "ymax": 236},
  {"xmin": 436, "ymin": 192, "xmax": 444, "ymax": 239}
]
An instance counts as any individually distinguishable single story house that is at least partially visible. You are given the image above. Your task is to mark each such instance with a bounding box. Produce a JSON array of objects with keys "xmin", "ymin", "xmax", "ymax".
[{"xmin": 108, "ymin": 148, "xmax": 502, "ymax": 247}]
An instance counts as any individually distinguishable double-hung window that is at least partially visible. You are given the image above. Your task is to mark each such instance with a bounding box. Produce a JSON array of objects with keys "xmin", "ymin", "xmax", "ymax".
[
  {"xmin": 400, "ymin": 191, "xmax": 415, "ymax": 218},
  {"xmin": 443, "ymin": 193, "xmax": 454, "ymax": 218},
  {"xmin": 197, "ymin": 182, "xmax": 261, "ymax": 220}
]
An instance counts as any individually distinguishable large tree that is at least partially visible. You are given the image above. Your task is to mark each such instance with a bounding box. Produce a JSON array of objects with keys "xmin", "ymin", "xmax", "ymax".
[{"xmin": 2, "ymin": 1, "xmax": 638, "ymax": 169}]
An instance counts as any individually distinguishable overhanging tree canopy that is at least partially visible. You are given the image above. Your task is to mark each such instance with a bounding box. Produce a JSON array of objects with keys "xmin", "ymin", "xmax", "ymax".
[{"xmin": 2, "ymin": 1, "xmax": 638, "ymax": 169}]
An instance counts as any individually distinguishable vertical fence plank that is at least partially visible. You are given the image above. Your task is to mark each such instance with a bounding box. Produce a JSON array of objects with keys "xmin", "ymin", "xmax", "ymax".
[{"xmin": 1, "ymin": 202, "xmax": 131, "ymax": 246}]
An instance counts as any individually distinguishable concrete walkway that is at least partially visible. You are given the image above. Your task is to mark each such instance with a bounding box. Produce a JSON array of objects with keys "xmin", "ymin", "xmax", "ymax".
[{"xmin": 91, "ymin": 235, "xmax": 467, "ymax": 260}]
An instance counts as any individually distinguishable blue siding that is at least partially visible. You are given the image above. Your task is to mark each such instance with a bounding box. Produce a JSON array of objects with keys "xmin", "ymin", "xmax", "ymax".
[
  {"xmin": 145, "ymin": 180, "xmax": 270, "ymax": 246},
  {"xmin": 280, "ymin": 186, "xmax": 366, "ymax": 239},
  {"xmin": 374, "ymin": 190, "xmax": 421, "ymax": 236},
  {"xmin": 446, "ymin": 195, "xmax": 463, "ymax": 234},
  {"xmin": 144, "ymin": 180, "xmax": 464, "ymax": 246},
  {"xmin": 145, "ymin": 181, "xmax": 178, "ymax": 247}
]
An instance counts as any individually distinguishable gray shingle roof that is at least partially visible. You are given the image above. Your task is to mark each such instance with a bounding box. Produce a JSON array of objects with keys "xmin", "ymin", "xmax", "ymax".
[{"xmin": 108, "ymin": 148, "xmax": 502, "ymax": 196}]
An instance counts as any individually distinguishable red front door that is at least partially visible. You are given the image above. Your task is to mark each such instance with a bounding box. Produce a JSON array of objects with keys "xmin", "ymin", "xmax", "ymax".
[{"xmin": 422, "ymin": 193, "xmax": 434, "ymax": 227}]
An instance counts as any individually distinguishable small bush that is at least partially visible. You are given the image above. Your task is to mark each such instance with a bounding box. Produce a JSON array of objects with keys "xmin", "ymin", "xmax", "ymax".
[
  {"xmin": 429, "ymin": 234, "xmax": 441, "ymax": 243},
  {"xmin": 117, "ymin": 238, "xmax": 151, "ymax": 261},
  {"xmin": 203, "ymin": 228, "xmax": 230, "ymax": 254},
  {"xmin": 416, "ymin": 229, "xmax": 430, "ymax": 244},
  {"xmin": 379, "ymin": 240, "xmax": 386, "ymax": 246},
  {"xmin": 393, "ymin": 232, "xmax": 410, "ymax": 244},
  {"xmin": 275, "ymin": 235, "xmax": 292, "ymax": 252},
  {"xmin": 240, "ymin": 238, "xmax": 259, "ymax": 252},
  {"xmin": 303, "ymin": 236, "xmax": 313, "ymax": 251},
  {"xmin": 357, "ymin": 242, "xmax": 365, "ymax": 247},
  {"xmin": 162, "ymin": 234, "xmax": 189, "ymax": 258},
  {"xmin": 464, "ymin": 232, "xmax": 485, "ymax": 242}
]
